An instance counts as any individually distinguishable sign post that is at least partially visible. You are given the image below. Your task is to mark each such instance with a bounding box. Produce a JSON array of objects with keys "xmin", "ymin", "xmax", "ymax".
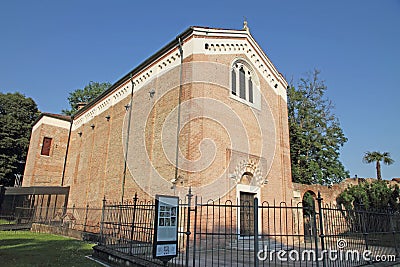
[{"xmin": 153, "ymin": 195, "xmax": 179, "ymax": 264}]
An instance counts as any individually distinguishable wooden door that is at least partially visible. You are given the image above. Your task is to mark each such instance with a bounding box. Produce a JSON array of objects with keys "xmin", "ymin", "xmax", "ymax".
[{"xmin": 240, "ymin": 192, "xmax": 255, "ymax": 236}]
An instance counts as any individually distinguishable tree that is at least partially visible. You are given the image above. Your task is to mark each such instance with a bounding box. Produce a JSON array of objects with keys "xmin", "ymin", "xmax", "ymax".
[
  {"xmin": 363, "ymin": 151, "xmax": 394, "ymax": 180},
  {"xmin": 288, "ymin": 69, "xmax": 349, "ymax": 185},
  {"xmin": 336, "ymin": 180, "xmax": 399, "ymax": 232},
  {"xmin": 302, "ymin": 191, "xmax": 316, "ymax": 216},
  {"xmin": 62, "ymin": 81, "xmax": 111, "ymax": 116},
  {"xmin": 337, "ymin": 180, "xmax": 399, "ymax": 211},
  {"xmin": 0, "ymin": 92, "xmax": 39, "ymax": 186}
]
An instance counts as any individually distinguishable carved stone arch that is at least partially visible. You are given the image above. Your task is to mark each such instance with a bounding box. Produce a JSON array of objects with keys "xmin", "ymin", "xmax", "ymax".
[
  {"xmin": 234, "ymin": 159, "xmax": 264, "ymax": 186},
  {"xmin": 240, "ymin": 172, "xmax": 253, "ymax": 185}
]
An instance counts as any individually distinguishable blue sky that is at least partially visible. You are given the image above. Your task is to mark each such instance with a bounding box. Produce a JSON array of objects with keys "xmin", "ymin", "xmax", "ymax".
[{"xmin": 1, "ymin": 0, "xmax": 399, "ymax": 179}]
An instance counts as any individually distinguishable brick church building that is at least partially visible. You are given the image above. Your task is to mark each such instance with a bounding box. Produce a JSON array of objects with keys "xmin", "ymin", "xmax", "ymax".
[{"xmin": 23, "ymin": 24, "xmax": 293, "ymax": 210}]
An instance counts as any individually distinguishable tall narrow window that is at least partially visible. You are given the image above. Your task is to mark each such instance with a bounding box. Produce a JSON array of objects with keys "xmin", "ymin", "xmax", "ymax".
[
  {"xmin": 231, "ymin": 69, "xmax": 236, "ymax": 95},
  {"xmin": 248, "ymin": 78, "xmax": 253, "ymax": 103},
  {"xmin": 41, "ymin": 137, "xmax": 52, "ymax": 156},
  {"xmin": 231, "ymin": 59, "xmax": 259, "ymax": 108},
  {"xmin": 239, "ymin": 67, "xmax": 246, "ymax": 99}
]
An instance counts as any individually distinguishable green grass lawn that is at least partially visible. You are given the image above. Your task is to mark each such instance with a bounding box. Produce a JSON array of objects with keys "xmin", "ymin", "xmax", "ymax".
[
  {"xmin": 0, "ymin": 218, "xmax": 15, "ymax": 225},
  {"xmin": 0, "ymin": 231, "xmax": 101, "ymax": 266}
]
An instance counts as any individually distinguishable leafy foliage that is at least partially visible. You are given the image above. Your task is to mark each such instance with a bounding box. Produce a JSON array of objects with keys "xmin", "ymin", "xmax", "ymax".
[
  {"xmin": 62, "ymin": 81, "xmax": 111, "ymax": 116},
  {"xmin": 0, "ymin": 92, "xmax": 39, "ymax": 186},
  {"xmin": 302, "ymin": 191, "xmax": 316, "ymax": 216},
  {"xmin": 288, "ymin": 70, "xmax": 349, "ymax": 185},
  {"xmin": 337, "ymin": 180, "xmax": 400, "ymax": 212},
  {"xmin": 363, "ymin": 151, "xmax": 394, "ymax": 180}
]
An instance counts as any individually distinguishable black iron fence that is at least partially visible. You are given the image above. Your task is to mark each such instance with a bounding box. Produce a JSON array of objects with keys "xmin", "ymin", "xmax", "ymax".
[
  {"xmin": 97, "ymin": 190, "xmax": 400, "ymax": 267},
  {"xmin": 0, "ymin": 204, "xmax": 102, "ymax": 236},
  {"xmin": 2, "ymin": 188, "xmax": 399, "ymax": 266},
  {"xmin": 31, "ymin": 205, "xmax": 103, "ymax": 233},
  {"xmin": 320, "ymin": 203, "xmax": 400, "ymax": 267},
  {"xmin": 99, "ymin": 194, "xmax": 193, "ymax": 266}
]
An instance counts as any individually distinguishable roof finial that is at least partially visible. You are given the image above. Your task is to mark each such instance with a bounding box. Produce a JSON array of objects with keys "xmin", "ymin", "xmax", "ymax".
[{"xmin": 243, "ymin": 17, "xmax": 249, "ymax": 32}]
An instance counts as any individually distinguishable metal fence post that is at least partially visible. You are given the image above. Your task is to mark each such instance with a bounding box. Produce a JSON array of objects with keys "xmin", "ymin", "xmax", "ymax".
[
  {"xmin": 192, "ymin": 196, "xmax": 198, "ymax": 267},
  {"xmin": 185, "ymin": 187, "xmax": 193, "ymax": 267},
  {"xmin": 388, "ymin": 205, "xmax": 399, "ymax": 256},
  {"xmin": 59, "ymin": 198, "xmax": 66, "ymax": 226},
  {"xmin": 359, "ymin": 201, "xmax": 369, "ymax": 253},
  {"xmin": 253, "ymin": 197, "xmax": 259, "ymax": 267},
  {"xmin": 311, "ymin": 199, "xmax": 320, "ymax": 267},
  {"xmin": 317, "ymin": 191, "xmax": 326, "ymax": 267},
  {"xmin": 99, "ymin": 196, "xmax": 106, "ymax": 245},
  {"xmin": 129, "ymin": 193, "xmax": 138, "ymax": 255}
]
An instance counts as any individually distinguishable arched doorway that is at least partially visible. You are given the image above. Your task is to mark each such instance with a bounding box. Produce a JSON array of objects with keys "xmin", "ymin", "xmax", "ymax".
[{"xmin": 302, "ymin": 191, "xmax": 316, "ymax": 239}]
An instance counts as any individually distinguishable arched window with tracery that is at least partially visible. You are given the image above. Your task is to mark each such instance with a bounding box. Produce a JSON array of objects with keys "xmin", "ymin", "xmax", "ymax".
[{"xmin": 230, "ymin": 59, "xmax": 260, "ymax": 107}]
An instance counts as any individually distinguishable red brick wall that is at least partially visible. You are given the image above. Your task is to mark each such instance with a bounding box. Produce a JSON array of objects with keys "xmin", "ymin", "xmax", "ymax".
[
  {"xmin": 25, "ymin": 35, "xmax": 293, "ymax": 209},
  {"xmin": 23, "ymin": 119, "xmax": 69, "ymax": 186}
]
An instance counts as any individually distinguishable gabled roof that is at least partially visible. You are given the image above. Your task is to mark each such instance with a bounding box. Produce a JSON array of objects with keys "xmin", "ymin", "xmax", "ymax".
[
  {"xmin": 72, "ymin": 25, "xmax": 288, "ymax": 121},
  {"xmin": 33, "ymin": 112, "xmax": 71, "ymax": 126},
  {"xmin": 73, "ymin": 26, "xmax": 195, "ymax": 118}
]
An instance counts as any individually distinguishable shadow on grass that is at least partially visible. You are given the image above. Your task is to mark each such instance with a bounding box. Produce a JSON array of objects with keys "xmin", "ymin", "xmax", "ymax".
[{"xmin": 0, "ymin": 231, "xmax": 100, "ymax": 266}]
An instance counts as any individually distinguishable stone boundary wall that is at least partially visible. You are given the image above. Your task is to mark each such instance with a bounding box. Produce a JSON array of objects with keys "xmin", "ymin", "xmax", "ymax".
[{"xmin": 293, "ymin": 178, "xmax": 400, "ymax": 204}]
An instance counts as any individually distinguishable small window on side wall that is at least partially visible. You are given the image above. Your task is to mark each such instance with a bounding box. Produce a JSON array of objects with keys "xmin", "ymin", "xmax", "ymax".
[{"xmin": 41, "ymin": 137, "xmax": 52, "ymax": 156}]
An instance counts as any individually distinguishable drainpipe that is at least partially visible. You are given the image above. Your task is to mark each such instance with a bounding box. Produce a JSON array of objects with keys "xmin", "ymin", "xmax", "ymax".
[
  {"xmin": 61, "ymin": 115, "xmax": 74, "ymax": 186},
  {"xmin": 121, "ymin": 74, "xmax": 134, "ymax": 203},
  {"xmin": 174, "ymin": 37, "xmax": 184, "ymax": 189}
]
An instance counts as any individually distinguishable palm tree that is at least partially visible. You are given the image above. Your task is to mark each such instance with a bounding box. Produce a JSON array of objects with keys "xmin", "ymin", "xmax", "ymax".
[{"xmin": 363, "ymin": 151, "xmax": 394, "ymax": 180}]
